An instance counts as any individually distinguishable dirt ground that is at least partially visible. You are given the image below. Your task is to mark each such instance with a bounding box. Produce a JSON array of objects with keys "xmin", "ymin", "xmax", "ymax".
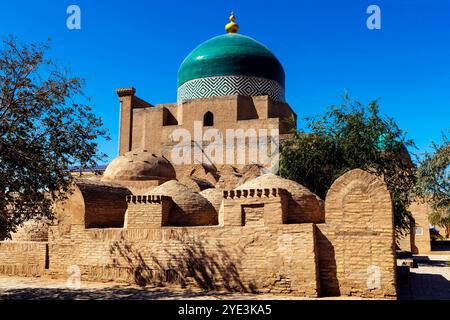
[{"xmin": 0, "ymin": 275, "xmax": 370, "ymax": 300}]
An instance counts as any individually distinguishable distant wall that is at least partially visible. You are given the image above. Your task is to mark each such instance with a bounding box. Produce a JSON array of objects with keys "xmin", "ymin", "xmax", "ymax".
[
  {"xmin": 11, "ymin": 218, "xmax": 50, "ymax": 242},
  {"xmin": 396, "ymin": 220, "xmax": 413, "ymax": 253},
  {"xmin": 396, "ymin": 200, "xmax": 432, "ymax": 254},
  {"xmin": 409, "ymin": 201, "xmax": 431, "ymax": 254}
]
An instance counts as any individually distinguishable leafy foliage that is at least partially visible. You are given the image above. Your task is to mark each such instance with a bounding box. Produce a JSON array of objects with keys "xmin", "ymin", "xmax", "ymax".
[
  {"xmin": 0, "ymin": 36, "xmax": 109, "ymax": 239},
  {"xmin": 415, "ymin": 133, "xmax": 450, "ymax": 238},
  {"xmin": 279, "ymin": 95, "xmax": 417, "ymax": 232}
]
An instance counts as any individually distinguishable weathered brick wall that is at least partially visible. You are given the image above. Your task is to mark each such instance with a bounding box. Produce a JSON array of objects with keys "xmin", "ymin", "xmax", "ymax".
[
  {"xmin": 396, "ymin": 218, "xmax": 413, "ymax": 253},
  {"xmin": 11, "ymin": 217, "xmax": 50, "ymax": 242},
  {"xmin": 317, "ymin": 169, "xmax": 397, "ymax": 298},
  {"xmin": 235, "ymin": 175, "xmax": 325, "ymax": 224},
  {"xmin": 0, "ymin": 242, "xmax": 48, "ymax": 276},
  {"xmin": 118, "ymin": 93, "xmax": 296, "ymax": 166},
  {"xmin": 47, "ymin": 223, "xmax": 319, "ymax": 296}
]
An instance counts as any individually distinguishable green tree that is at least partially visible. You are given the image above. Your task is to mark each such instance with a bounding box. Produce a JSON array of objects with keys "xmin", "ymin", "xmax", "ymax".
[
  {"xmin": 279, "ymin": 95, "xmax": 416, "ymax": 232},
  {"xmin": 0, "ymin": 36, "xmax": 109, "ymax": 239},
  {"xmin": 415, "ymin": 133, "xmax": 450, "ymax": 238}
]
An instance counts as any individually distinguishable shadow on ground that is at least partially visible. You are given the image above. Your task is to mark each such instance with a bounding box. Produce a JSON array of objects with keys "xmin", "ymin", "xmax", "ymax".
[
  {"xmin": 398, "ymin": 254, "xmax": 450, "ymax": 300},
  {"xmin": 413, "ymin": 256, "xmax": 450, "ymax": 267},
  {"xmin": 398, "ymin": 273, "xmax": 450, "ymax": 300},
  {"xmin": 0, "ymin": 286, "xmax": 239, "ymax": 300},
  {"xmin": 431, "ymin": 241, "xmax": 450, "ymax": 252}
]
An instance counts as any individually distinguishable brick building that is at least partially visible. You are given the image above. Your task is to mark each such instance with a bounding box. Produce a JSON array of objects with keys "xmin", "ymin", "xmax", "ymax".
[{"xmin": 0, "ymin": 13, "xmax": 398, "ymax": 298}]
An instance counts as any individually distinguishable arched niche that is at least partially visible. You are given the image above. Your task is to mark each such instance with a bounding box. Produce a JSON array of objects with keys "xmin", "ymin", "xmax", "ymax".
[{"xmin": 203, "ymin": 111, "xmax": 214, "ymax": 126}]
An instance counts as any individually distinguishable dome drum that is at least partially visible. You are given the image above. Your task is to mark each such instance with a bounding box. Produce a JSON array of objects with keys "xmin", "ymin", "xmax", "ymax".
[{"xmin": 177, "ymin": 75, "xmax": 285, "ymax": 103}]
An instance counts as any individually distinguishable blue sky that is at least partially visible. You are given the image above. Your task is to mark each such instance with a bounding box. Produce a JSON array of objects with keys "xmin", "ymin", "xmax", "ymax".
[{"xmin": 0, "ymin": 0, "xmax": 449, "ymax": 162}]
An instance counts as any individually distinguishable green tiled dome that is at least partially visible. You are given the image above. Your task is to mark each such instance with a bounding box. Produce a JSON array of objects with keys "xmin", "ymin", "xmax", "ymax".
[{"xmin": 177, "ymin": 33, "xmax": 285, "ymax": 88}]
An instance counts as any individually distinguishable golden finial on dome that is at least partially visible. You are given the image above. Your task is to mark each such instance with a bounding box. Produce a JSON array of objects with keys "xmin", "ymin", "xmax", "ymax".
[{"xmin": 225, "ymin": 11, "xmax": 239, "ymax": 33}]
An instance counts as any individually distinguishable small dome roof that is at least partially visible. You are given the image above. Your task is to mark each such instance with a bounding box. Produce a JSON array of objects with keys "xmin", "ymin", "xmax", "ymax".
[
  {"xmin": 237, "ymin": 174, "xmax": 324, "ymax": 223},
  {"xmin": 178, "ymin": 176, "xmax": 215, "ymax": 192},
  {"xmin": 200, "ymin": 188, "xmax": 224, "ymax": 212},
  {"xmin": 237, "ymin": 173, "xmax": 311, "ymax": 193},
  {"xmin": 102, "ymin": 150, "xmax": 176, "ymax": 182},
  {"xmin": 147, "ymin": 180, "xmax": 217, "ymax": 226}
]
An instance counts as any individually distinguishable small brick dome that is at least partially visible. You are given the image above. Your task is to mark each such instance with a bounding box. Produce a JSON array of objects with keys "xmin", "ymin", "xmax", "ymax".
[
  {"xmin": 236, "ymin": 174, "xmax": 324, "ymax": 223},
  {"xmin": 147, "ymin": 180, "xmax": 217, "ymax": 226},
  {"xmin": 200, "ymin": 188, "xmax": 224, "ymax": 213},
  {"xmin": 102, "ymin": 150, "xmax": 176, "ymax": 182}
]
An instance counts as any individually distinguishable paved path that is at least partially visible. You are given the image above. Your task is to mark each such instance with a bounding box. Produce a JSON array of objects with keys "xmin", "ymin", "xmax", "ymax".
[{"xmin": 398, "ymin": 254, "xmax": 450, "ymax": 300}]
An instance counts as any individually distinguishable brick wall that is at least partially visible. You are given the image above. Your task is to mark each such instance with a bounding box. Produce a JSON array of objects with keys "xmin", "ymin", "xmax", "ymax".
[
  {"xmin": 0, "ymin": 242, "xmax": 48, "ymax": 276},
  {"xmin": 47, "ymin": 223, "xmax": 319, "ymax": 296},
  {"xmin": 54, "ymin": 181, "xmax": 132, "ymax": 235},
  {"xmin": 79, "ymin": 181, "xmax": 131, "ymax": 228},
  {"xmin": 118, "ymin": 93, "xmax": 296, "ymax": 166}
]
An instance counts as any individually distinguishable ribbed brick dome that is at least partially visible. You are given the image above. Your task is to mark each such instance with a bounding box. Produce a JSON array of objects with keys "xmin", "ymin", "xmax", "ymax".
[
  {"xmin": 102, "ymin": 150, "xmax": 175, "ymax": 182},
  {"xmin": 200, "ymin": 188, "xmax": 224, "ymax": 213}
]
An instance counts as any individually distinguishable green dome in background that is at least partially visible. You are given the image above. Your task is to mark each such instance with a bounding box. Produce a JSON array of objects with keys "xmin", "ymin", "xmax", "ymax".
[
  {"xmin": 177, "ymin": 33, "xmax": 285, "ymax": 87},
  {"xmin": 374, "ymin": 133, "xmax": 409, "ymax": 154},
  {"xmin": 177, "ymin": 32, "xmax": 286, "ymax": 102}
]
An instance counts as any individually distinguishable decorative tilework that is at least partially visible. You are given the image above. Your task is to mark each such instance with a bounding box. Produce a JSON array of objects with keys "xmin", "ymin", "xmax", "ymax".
[{"xmin": 177, "ymin": 76, "xmax": 285, "ymax": 103}]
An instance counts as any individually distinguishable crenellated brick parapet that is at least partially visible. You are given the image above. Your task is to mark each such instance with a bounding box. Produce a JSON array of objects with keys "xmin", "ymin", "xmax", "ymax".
[
  {"xmin": 221, "ymin": 188, "xmax": 289, "ymax": 226},
  {"xmin": 125, "ymin": 194, "xmax": 172, "ymax": 228},
  {"xmin": 126, "ymin": 194, "xmax": 171, "ymax": 204},
  {"xmin": 223, "ymin": 187, "xmax": 288, "ymax": 199}
]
